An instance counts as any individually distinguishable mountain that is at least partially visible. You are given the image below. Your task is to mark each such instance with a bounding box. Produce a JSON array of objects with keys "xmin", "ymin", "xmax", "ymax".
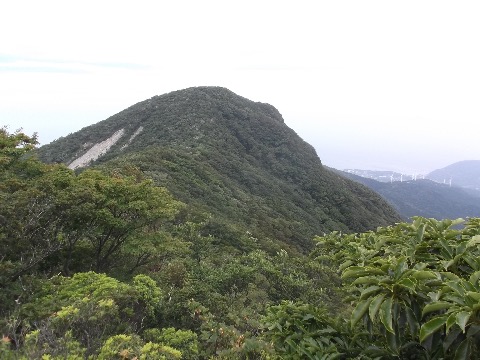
[
  {"xmin": 343, "ymin": 169, "xmax": 422, "ymax": 183},
  {"xmin": 335, "ymin": 168, "xmax": 480, "ymax": 220},
  {"xmin": 427, "ymin": 160, "xmax": 480, "ymax": 190},
  {"xmin": 38, "ymin": 86, "xmax": 401, "ymax": 251}
]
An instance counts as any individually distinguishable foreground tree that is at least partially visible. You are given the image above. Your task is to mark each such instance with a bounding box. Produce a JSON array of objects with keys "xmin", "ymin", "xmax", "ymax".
[
  {"xmin": 309, "ymin": 217, "xmax": 480, "ymax": 359},
  {"xmin": 0, "ymin": 128, "xmax": 182, "ymax": 318}
]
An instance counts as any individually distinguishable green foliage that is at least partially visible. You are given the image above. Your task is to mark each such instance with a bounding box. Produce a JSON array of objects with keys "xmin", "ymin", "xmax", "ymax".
[
  {"xmin": 97, "ymin": 334, "xmax": 182, "ymax": 359},
  {"xmin": 60, "ymin": 168, "xmax": 183, "ymax": 273},
  {"xmin": 144, "ymin": 327, "xmax": 199, "ymax": 359},
  {"xmin": 312, "ymin": 216, "xmax": 480, "ymax": 359},
  {"xmin": 0, "ymin": 126, "xmax": 38, "ymax": 170},
  {"xmin": 97, "ymin": 334, "xmax": 144, "ymax": 359},
  {"xmin": 37, "ymin": 86, "xmax": 401, "ymax": 253},
  {"xmin": 11, "ymin": 123, "xmax": 470, "ymax": 359},
  {"xmin": 21, "ymin": 329, "xmax": 86, "ymax": 360},
  {"xmin": 9, "ymin": 272, "xmax": 163, "ymax": 357},
  {"xmin": 0, "ymin": 127, "xmax": 182, "ymax": 314},
  {"xmin": 262, "ymin": 301, "xmax": 344, "ymax": 359}
]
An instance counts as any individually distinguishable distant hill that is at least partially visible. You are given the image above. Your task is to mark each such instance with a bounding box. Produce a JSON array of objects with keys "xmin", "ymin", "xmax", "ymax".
[
  {"xmin": 344, "ymin": 169, "xmax": 422, "ymax": 183},
  {"xmin": 427, "ymin": 160, "xmax": 480, "ymax": 190},
  {"xmin": 335, "ymin": 168, "xmax": 480, "ymax": 220},
  {"xmin": 38, "ymin": 86, "xmax": 401, "ymax": 251}
]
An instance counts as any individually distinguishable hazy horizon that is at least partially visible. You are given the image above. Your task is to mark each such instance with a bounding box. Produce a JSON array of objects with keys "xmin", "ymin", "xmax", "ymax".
[{"xmin": 2, "ymin": 1, "xmax": 479, "ymax": 175}]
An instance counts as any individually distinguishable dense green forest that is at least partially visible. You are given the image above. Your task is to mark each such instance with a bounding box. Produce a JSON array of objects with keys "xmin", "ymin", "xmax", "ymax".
[
  {"xmin": 2, "ymin": 127, "xmax": 480, "ymax": 359},
  {"xmin": 36, "ymin": 86, "xmax": 401, "ymax": 251}
]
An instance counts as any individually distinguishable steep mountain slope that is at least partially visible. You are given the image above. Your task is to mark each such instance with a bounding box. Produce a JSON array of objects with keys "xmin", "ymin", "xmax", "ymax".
[
  {"xmin": 38, "ymin": 86, "xmax": 401, "ymax": 251},
  {"xmin": 427, "ymin": 160, "xmax": 480, "ymax": 190},
  {"xmin": 335, "ymin": 168, "xmax": 480, "ymax": 220}
]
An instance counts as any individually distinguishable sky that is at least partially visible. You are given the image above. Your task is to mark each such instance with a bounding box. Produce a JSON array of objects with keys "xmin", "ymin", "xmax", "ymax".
[{"xmin": 1, "ymin": 1, "xmax": 479, "ymax": 175}]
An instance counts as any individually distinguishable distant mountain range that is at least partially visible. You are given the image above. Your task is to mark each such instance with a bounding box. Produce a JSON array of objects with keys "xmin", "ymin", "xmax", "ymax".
[
  {"xmin": 344, "ymin": 161, "xmax": 480, "ymax": 191},
  {"xmin": 426, "ymin": 160, "xmax": 480, "ymax": 190},
  {"xmin": 37, "ymin": 86, "xmax": 401, "ymax": 252},
  {"xmin": 343, "ymin": 169, "xmax": 423, "ymax": 183},
  {"xmin": 337, "ymin": 161, "xmax": 480, "ymax": 220}
]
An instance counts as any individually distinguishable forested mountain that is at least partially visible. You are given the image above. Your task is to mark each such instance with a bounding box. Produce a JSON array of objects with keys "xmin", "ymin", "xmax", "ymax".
[
  {"xmin": 335, "ymin": 168, "xmax": 480, "ymax": 220},
  {"xmin": 3, "ymin": 89, "xmax": 480, "ymax": 357},
  {"xmin": 38, "ymin": 86, "xmax": 401, "ymax": 251},
  {"xmin": 427, "ymin": 160, "xmax": 480, "ymax": 190}
]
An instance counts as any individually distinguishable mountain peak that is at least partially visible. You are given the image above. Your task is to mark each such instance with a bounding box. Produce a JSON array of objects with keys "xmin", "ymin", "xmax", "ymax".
[
  {"xmin": 153, "ymin": 86, "xmax": 285, "ymax": 123},
  {"xmin": 38, "ymin": 87, "xmax": 401, "ymax": 250},
  {"xmin": 40, "ymin": 86, "xmax": 294, "ymax": 168}
]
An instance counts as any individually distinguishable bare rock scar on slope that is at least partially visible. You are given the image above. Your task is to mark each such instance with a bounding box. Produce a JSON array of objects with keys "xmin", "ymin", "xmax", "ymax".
[
  {"xmin": 68, "ymin": 129, "xmax": 125, "ymax": 169},
  {"xmin": 121, "ymin": 126, "xmax": 144, "ymax": 150}
]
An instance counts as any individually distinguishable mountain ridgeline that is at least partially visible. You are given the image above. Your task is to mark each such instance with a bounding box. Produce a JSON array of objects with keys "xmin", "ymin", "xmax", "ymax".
[
  {"xmin": 38, "ymin": 86, "xmax": 401, "ymax": 251},
  {"xmin": 426, "ymin": 160, "xmax": 480, "ymax": 190},
  {"xmin": 336, "ymin": 168, "xmax": 480, "ymax": 220}
]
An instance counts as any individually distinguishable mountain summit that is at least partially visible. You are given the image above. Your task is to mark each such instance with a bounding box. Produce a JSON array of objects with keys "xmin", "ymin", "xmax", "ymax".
[{"xmin": 38, "ymin": 86, "xmax": 401, "ymax": 250}]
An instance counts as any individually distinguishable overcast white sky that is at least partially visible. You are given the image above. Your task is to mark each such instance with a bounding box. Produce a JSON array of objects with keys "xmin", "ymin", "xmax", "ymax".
[{"xmin": 1, "ymin": 1, "xmax": 479, "ymax": 174}]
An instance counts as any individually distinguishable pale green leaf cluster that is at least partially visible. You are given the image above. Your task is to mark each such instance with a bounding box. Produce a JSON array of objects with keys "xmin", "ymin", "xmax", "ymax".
[{"xmin": 312, "ymin": 217, "xmax": 480, "ymax": 358}]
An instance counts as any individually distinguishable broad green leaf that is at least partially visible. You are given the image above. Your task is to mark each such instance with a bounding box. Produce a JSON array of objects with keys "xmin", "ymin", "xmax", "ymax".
[
  {"xmin": 468, "ymin": 270, "xmax": 480, "ymax": 285},
  {"xmin": 462, "ymin": 281, "xmax": 476, "ymax": 292},
  {"xmin": 397, "ymin": 277, "xmax": 417, "ymax": 293},
  {"xmin": 394, "ymin": 258, "xmax": 408, "ymax": 279},
  {"xmin": 441, "ymin": 272, "xmax": 461, "ymax": 281},
  {"xmin": 380, "ymin": 296, "xmax": 394, "ymax": 333},
  {"xmin": 352, "ymin": 276, "xmax": 380, "ymax": 286},
  {"xmin": 445, "ymin": 281, "xmax": 466, "ymax": 296},
  {"xmin": 411, "ymin": 271, "xmax": 437, "ymax": 280},
  {"xmin": 342, "ymin": 267, "xmax": 384, "ymax": 279},
  {"xmin": 463, "ymin": 254, "xmax": 480, "ymax": 272},
  {"xmin": 360, "ymin": 285, "xmax": 381, "ymax": 300},
  {"xmin": 351, "ymin": 298, "xmax": 373, "ymax": 328},
  {"xmin": 455, "ymin": 311, "xmax": 471, "ymax": 333},
  {"xmin": 341, "ymin": 267, "xmax": 367, "ymax": 279},
  {"xmin": 416, "ymin": 224, "xmax": 426, "ymax": 242},
  {"xmin": 466, "ymin": 291, "xmax": 480, "ymax": 302},
  {"xmin": 338, "ymin": 259, "xmax": 354, "ymax": 271},
  {"xmin": 466, "ymin": 234, "xmax": 480, "ymax": 248},
  {"xmin": 443, "ymin": 294, "xmax": 466, "ymax": 306},
  {"xmin": 443, "ymin": 326, "xmax": 462, "ymax": 353},
  {"xmin": 368, "ymin": 293, "xmax": 386, "ymax": 322},
  {"xmin": 446, "ymin": 312, "xmax": 458, "ymax": 333},
  {"xmin": 378, "ymin": 278, "xmax": 395, "ymax": 285},
  {"xmin": 422, "ymin": 301, "xmax": 451, "ymax": 316},
  {"xmin": 419, "ymin": 315, "xmax": 447, "ymax": 343},
  {"xmin": 453, "ymin": 338, "xmax": 470, "ymax": 360},
  {"xmin": 302, "ymin": 314, "xmax": 314, "ymax": 321},
  {"xmin": 439, "ymin": 239, "xmax": 453, "ymax": 258},
  {"xmin": 451, "ymin": 218, "xmax": 465, "ymax": 227},
  {"xmin": 385, "ymin": 330, "xmax": 398, "ymax": 353},
  {"xmin": 404, "ymin": 306, "xmax": 418, "ymax": 335},
  {"xmin": 441, "ymin": 259, "xmax": 454, "ymax": 271},
  {"xmin": 466, "ymin": 324, "xmax": 480, "ymax": 337}
]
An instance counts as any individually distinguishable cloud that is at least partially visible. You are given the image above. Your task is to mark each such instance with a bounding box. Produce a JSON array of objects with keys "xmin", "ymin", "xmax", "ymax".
[{"xmin": 0, "ymin": 54, "xmax": 147, "ymax": 74}]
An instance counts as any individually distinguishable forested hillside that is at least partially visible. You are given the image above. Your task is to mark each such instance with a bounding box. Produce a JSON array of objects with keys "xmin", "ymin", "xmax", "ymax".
[
  {"xmin": 1, "ymin": 128, "xmax": 340, "ymax": 358},
  {"xmin": 37, "ymin": 86, "xmax": 401, "ymax": 251},
  {"xmin": 2, "ymin": 128, "xmax": 480, "ymax": 359},
  {"xmin": 427, "ymin": 160, "xmax": 480, "ymax": 191},
  {"xmin": 335, "ymin": 168, "xmax": 480, "ymax": 220}
]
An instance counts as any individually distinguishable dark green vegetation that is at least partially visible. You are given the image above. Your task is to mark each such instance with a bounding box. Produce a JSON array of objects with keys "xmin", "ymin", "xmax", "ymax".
[
  {"xmin": 38, "ymin": 86, "xmax": 400, "ymax": 252},
  {"xmin": 3, "ymin": 87, "xmax": 477, "ymax": 359},
  {"xmin": 2, "ymin": 127, "xmax": 338, "ymax": 359},
  {"xmin": 336, "ymin": 168, "xmax": 480, "ymax": 220},
  {"xmin": 3, "ymin": 128, "xmax": 480, "ymax": 359}
]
